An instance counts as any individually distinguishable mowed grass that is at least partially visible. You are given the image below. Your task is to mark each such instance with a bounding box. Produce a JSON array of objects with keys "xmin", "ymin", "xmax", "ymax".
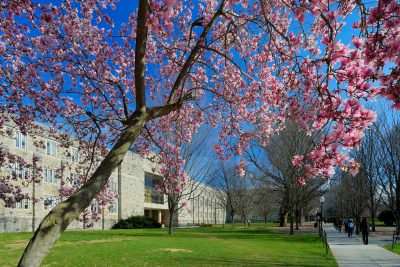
[
  {"xmin": 0, "ymin": 223, "xmax": 337, "ymax": 267},
  {"xmin": 386, "ymin": 243, "xmax": 400, "ymax": 256}
]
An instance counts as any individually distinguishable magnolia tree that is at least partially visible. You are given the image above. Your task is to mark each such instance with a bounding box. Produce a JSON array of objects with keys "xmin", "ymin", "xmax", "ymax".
[
  {"xmin": 158, "ymin": 127, "xmax": 217, "ymax": 235},
  {"xmin": 0, "ymin": 0, "xmax": 399, "ymax": 266}
]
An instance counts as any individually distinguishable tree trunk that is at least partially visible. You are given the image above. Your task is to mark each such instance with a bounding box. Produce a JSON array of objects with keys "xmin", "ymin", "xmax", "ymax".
[
  {"xmin": 371, "ymin": 215, "xmax": 376, "ymax": 232},
  {"xmin": 355, "ymin": 216, "xmax": 361, "ymax": 235},
  {"xmin": 289, "ymin": 212, "xmax": 294, "ymax": 235},
  {"xmin": 18, "ymin": 119, "xmax": 147, "ymax": 267},
  {"xmin": 295, "ymin": 209, "xmax": 299, "ymax": 230},
  {"xmin": 168, "ymin": 211, "xmax": 175, "ymax": 236},
  {"xmin": 396, "ymin": 179, "xmax": 400, "ymax": 234},
  {"xmin": 279, "ymin": 207, "xmax": 287, "ymax": 227},
  {"xmin": 168, "ymin": 198, "xmax": 176, "ymax": 236}
]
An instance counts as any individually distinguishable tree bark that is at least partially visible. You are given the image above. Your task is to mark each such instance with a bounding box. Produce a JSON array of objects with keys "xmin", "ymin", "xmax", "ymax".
[
  {"xmin": 18, "ymin": 118, "xmax": 147, "ymax": 267},
  {"xmin": 289, "ymin": 212, "xmax": 294, "ymax": 235},
  {"xmin": 279, "ymin": 204, "xmax": 287, "ymax": 227},
  {"xmin": 168, "ymin": 198, "xmax": 176, "ymax": 236},
  {"xmin": 371, "ymin": 215, "xmax": 376, "ymax": 232},
  {"xmin": 168, "ymin": 211, "xmax": 175, "ymax": 236},
  {"xmin": 396, "ymin": 178, "xmax": 400, "ymax": 234}
]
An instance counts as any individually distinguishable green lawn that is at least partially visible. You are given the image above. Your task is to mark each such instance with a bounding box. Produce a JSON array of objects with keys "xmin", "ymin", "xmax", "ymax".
[
  {"xmin": 386, "ymin": 243, "xmax": 400, "ymax": 255},
  {"xmin": 1, "ymin": 224, "xmax": 336, "ymax": 267}
]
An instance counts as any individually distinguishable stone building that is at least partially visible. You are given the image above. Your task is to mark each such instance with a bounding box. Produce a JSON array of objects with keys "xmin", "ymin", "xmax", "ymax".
[{"xmin": 0, "ymin": 123, "xmax": 226, "ymax": 233}]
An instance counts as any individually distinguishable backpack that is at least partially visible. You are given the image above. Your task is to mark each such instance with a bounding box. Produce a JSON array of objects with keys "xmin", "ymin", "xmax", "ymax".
[{"xmin": 348, "ymin": 222, "xmax": 354, "ymax": 229}]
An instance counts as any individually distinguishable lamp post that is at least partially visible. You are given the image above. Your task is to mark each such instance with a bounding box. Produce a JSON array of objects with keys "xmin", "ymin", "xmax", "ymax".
[{"xmin": 320, "ymin": 196, "xmax": 325, "ymax": 236}]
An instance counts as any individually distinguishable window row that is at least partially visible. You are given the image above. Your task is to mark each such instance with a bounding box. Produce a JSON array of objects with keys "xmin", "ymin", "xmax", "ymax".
[
  {"xmin": 9, "ymin": 165, "xmax": 117, "ymax": 191},
  {"xmin": 12, "ymin": 197, "xmax": 117, "ymax": 214},
  {"xmin": 14, "ymin": 131, "xmax": 80, "ymax": 161},
  {"xmin": 92, "ymin": 201, "xmax": 118, "ymax": 214}
]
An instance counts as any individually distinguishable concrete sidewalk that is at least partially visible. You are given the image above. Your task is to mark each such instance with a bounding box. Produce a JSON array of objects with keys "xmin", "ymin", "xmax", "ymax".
[{"xmin": 324, "ymin": 224, "xmax": 400, "ymax": 267}]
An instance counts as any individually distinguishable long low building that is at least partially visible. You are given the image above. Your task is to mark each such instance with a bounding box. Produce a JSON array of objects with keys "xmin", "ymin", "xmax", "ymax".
[{"xmin": 0, "ymin": 124, "xmax": 226, "ymax": 233}]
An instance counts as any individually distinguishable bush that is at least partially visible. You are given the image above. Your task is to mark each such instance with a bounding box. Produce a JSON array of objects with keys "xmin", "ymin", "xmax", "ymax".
[
  {"xmin": 378, "ymin": 210, "xmax": 396, "ymax": 226},
  {"xmin": 112, "ymin": 216, "xmax": 161, "ymax": 229}
]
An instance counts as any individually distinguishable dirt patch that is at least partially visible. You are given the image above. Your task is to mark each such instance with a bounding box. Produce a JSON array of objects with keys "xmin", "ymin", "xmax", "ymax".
[
  {"xmin": 4, "ymin": 240, "xmax": 29, "ymax": 250},
  {"xmin": 159, "ymin": 248, "xmax": 193, "ymax": 253},
  {"xmin": 272, "ymin": 222, "xmax": 318, "ymax": 234},
  {"xmin": 369, "ymin": 226, "xmax": 397, "ymax": 238},
  {"xmin": 56, "ymin": 237, "xmax": 136, "ymax": 247}
]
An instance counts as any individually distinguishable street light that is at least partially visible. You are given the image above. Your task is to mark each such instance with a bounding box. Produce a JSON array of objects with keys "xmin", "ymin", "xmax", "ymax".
[{"xmin": 320, "ymin": 196, "xmax": 325, "ymax": 236}]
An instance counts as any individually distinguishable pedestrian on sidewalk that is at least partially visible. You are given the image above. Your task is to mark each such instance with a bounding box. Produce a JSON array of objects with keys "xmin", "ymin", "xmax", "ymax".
[
  {"xmin": 347, "ymin": 220, "xmax": 354, "ymax": 238},
  {"xmin": 360, "ymin": 217, "xmax": 370, "ymax": 245},
  {"xmin": 337, "ymin": 218, "xmax": 342, "ymax": 233}
]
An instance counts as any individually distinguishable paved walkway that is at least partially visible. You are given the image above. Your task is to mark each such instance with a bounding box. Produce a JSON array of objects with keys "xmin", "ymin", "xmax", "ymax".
[{"xmin": 324, "ymin": 224, "xmax": 400, "ymax": 267}]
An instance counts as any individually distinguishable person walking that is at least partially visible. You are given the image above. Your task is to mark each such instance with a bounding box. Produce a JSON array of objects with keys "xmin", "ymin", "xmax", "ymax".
[
  {"xmin": 360, "ymin": 217, "xmax": 370, "ymax": 245},
  {"xmin": 337, "ymin": 218, "xmax": 342, "ymax": 233},
  {"xmin": 347, "ymin": 220, "xmax": 354, "ymax": 238}
]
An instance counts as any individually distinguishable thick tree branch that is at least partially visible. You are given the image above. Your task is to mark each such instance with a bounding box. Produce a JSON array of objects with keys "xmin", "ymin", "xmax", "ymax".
[
  {"xmin": 149, "ymin": 93, "xmax": 194, "ymax": 119},
  {"xmin": 167, "ymin": 0, "xmax": 226, "ymax": 104},
  {"xmin": 135, "ymin": 0, "xmax": 149, "ymax": 111}
]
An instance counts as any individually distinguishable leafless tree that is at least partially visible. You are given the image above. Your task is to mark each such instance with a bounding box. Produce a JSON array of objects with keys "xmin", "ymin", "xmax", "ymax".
[
  {"xmin": 165, "ymin": 127, "xmax": 217, "ymax": 235},
  {"xmin": 212, "ymin": 160, "xmax": 253, "ymax": 225},
  {"xmin": 252, "ymin": 186, "xmax": 274, "ymax": 224},
  {"xmin": 372, "ymin": 107, "xmax": 400, "ymax": 234},
  {"xmin": 350, "ymin": 127, "xmax": 383, "ymax": 231},
  {"xmin": 246, "ymin": 121, "xmax": 326, "ymax": 235},
  {"xmin": 334, "ymin": 171, "xmax": 368, "ymax": 234}
]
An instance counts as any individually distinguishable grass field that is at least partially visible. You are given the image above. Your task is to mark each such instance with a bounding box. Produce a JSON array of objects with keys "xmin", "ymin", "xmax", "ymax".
[
  {"xmin": 386, "ymin": 243, "xmax": 400, "ymax": 256},
  {"xmin": 0, "ymin": 224, "xmax": 337, "ymax": 266}
]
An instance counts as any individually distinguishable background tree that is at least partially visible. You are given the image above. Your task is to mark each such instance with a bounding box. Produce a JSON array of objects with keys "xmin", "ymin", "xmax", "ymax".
[
  {"xmin": 373, "ymin": 108, "xmax": 400, "ymax": 234},
  {"xmin": 337, "ymin": 171, "xmax": 368, "ymax": 234},
  {"xmin": 246, "ymin": 122, "xmax": 327, "ymax": 234},
  {"xmin": 252, "ymin": 186, "xmax": 274, "ymax": 224},
  {"xmin": 162, "ymin": 127, "xmax": 217, "ymax": 235},
  {"xmin": 212, "ymin": 160, "xmax": 245, "ymax": 225},
  {"xmin": 350, "ymin": 124, "xmax": 383, "ymax": 231}
]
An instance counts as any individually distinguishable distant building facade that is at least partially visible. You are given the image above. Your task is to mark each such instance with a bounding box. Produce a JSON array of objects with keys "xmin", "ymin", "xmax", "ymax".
[{"xmin": 0, "ymin": 124, "xmax": 226, "ymax": 233}]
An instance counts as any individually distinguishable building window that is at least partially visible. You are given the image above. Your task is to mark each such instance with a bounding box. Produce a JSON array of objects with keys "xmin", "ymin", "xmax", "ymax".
[
  {"xmin": 44, "ymin": 167, "xmax": 58, "ymax": 184},
  {"xmin": 71, "ymin": 147, "xmax": 79, "ymax": 162},
  {"xmin": 110, "ymin": 181, "xmax": 117, "ymax": 193},
  {"xmin": 44, "ymin": 196, "xmax": 59, "ymax": 210},
  {"xmin": 108, "ymin": 202, "xmax": 117, "ymax": 213},
  {"xmin": 144, "ymin": 175, "xmax": 164, "ymax": 204},
  {"xmin": 16, "ymin": 132, "xmax": 27, "ymax": 149},
  {"xmin": 91, "ymin": 201, "xmax": 99, "ymax": 213},
  {"xmin": 12, "ymin": 163, "xmax": 30, "ymax": 179},
  {"xmin": 17, "ymin": 199, "xmax": 30, "ymax": 210},
  {"xmin": 69, "ymin": 173, "xmax": 78, "ymax": 187},
  {"xmin": 145, "ymin": 177, "xmax": 153, "ymax": 188},
  {"xmin": 45, "ymin": 140, "xmax": 57, "ymax": 156}
]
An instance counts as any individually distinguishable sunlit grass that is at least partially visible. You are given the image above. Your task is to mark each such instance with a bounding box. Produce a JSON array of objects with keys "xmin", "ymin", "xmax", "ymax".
[{"xmin": 1, "ymin": 224, "xmax": 336, "ymax": 266}]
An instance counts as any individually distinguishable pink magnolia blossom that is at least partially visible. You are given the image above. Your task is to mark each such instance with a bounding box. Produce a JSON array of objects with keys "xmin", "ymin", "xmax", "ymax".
[{"xmin": 0, "ymin": 0, "xmax": 398, "ymax": 249}]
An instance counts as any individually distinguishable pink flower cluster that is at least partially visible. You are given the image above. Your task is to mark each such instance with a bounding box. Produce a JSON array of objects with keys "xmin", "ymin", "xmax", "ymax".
[{"xmin": 0, "ymin": 0, "xmax": 399, "ymax": 205}]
